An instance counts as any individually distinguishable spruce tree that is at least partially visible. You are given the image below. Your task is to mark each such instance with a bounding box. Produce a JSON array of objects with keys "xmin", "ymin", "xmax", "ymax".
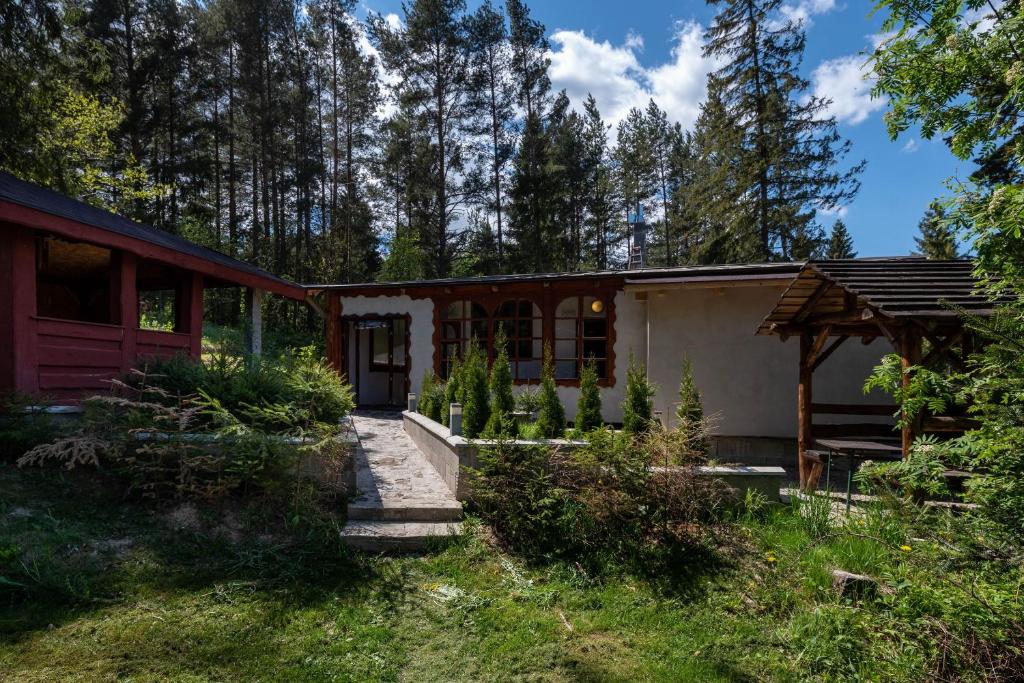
[
  {"xmin": 622, "ymin": 354, "xmax": 655, "ymax": 434},
  {"xmin": 535, "ymin": 344, "xmax": 565, "ymax": 438},
  {"xmin": 458, "ymin": 341, "xmax": 490, "ymax": 438},
  {"xmin": 915, "ymin": 201, "xmax": 958, "ymax": 260},
  {"xmin": 676, "ymin": 357, "xmax": 709, "ymax": 455},
  {"xmin": 484, "ymin": 327, "xmax": 515, "ymax": 436},
  {"xmin": 826, "ymin": 219, "xmax": 856, "ymax": 259},
  {"xmin": 699, "ymin": 0, "xmax": 864, "ymax": 260},
  {"xmin": 575, "ymin": 356, "xmax": 603, "ymax": 432}
]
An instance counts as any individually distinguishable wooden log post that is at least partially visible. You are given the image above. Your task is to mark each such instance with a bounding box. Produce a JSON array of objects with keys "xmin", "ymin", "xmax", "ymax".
[
  {"xmin": 117, "ymin": 251, "xmax": 138, "ymax": 374},
  {"xmin": 245, "ymin": 287, "xmax": 263, "ymax": 357},
  {"xmin": 798, "ymin": 332, "xmax": 814, "ymax": 491},
  {"xmin": 900, "ymin": 327, "xmax": 922, "ymax": 457}
]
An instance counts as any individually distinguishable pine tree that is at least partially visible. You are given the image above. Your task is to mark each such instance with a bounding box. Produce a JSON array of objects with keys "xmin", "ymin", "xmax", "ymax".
[
  {"xmin": 575, "ymin": 356, "xmax": 603, "ymax": 432},
  {"xmin": 826, "ymin": 219, "xmax": 856, "ymax": 259},
  {"xmin": 581, "ymin": 95, "xmax": 618, "ymax": 269},
  {"xmin": 622, "ymin": 354, "xmax": 655, "ymax": 434},
  {"xmin": 484, "ymin": 327, "xmax": 515, "ymax": 436},
  {"xmin": 676, "ymin": 357, "xmax": 708, "ymax": 455},
  {"xmin": 643, "ymin": 100, "xmax": 683, "ymax": 266},
  {"xmin": 535, "ymin": 344, "xmax": 565, "ymax": 438},
  {"xmin": 915, "ymin": 201, "xmax": 958, "ymax": 260},
  {"xmin": 700, "ymin": 0, "xmax": 864, "ymax": 260},
  {"xmin": 614, "ymin": 107, "xmax": 655, "ymax": 229}
]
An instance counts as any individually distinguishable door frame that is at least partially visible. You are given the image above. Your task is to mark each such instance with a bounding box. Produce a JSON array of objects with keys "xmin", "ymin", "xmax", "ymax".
[{"xmin": 341, "ymin": 314, "xmax": 412, "ymax": 407}]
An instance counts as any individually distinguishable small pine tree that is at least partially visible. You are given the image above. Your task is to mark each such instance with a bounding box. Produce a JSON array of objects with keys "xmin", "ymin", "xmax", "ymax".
[
  {"xmin": 458, "ymin": 340, "xmax": 491, "ymax": 438},
  {"xmin": 442, "ymin": 356, "xmax": 463, "ymax": 426},
  {"xmin": 535, "ymin": 343, "xmax": 566, "ymax": 438},
  {"xmin": 622, "ymin": 353, "xmax": 655, "ymax": 434},
  {"xmin": 418, "ymin": 370, "xmax": 445, "ymax": 423},
  {"xmin": 575, "ymin": 356, "xmax": 603, "ymax": 432},
  {"xmin": 484, "ymin": 328, "xmax": 515, "ymax": 436},
  {"xmin": 915, "ymin": 200, "xmax": 958, "ymax": 260},
  {"xmin": 826, "ymin": 219, "xmax": 856, "ymax": 259},
  {"xmin": 676, "ymin": 357, "xmax": 709, "ymax": 455}
]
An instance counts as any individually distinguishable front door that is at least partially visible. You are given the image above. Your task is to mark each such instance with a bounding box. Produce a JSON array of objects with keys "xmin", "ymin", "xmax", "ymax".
[{"xmin": 344, "ymin": 316, "xmax": 409, "ymax": 407}]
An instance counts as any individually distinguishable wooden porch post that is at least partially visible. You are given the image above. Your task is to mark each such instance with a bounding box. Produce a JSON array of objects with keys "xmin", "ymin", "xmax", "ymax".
[
  {"xmin": 245, "ymin": 287, "xmax": 263, "ymax": 356},
  {"xmin": 900, "ymin": 327, "xmax": 922, "ymax": 457},
  {"xmin": 798, "ymin": 332, "xmax": 814, "ymax": 490},
  {"xmin": 117, "ymin": 252, "xmax": 138, "ymax": 374},
  {"xmin": 325, "ymin": 293, "xmax": 342, "ymax": 372},
  {"xmin": 6, "ymin": 229, "xmax": 38, "ymax": 393},
  {"xmin": 175, "ymin": 271, "xmax": 204, "ymax": 358}
]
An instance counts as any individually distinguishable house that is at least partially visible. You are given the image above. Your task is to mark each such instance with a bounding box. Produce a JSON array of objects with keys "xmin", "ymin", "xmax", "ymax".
[
  {"xmin": 0, "ymin": 172, "xmax": 306, "ymax": 398},
  {"xmin": 308, "ymin": 262, "xmax": 894, "ymax": 463}
]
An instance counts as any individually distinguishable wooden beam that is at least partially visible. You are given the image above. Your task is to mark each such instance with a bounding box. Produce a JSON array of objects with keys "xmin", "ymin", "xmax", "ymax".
[
  {"xmin": 900, "ymin": 327, "xmax": 923, "ymax": 457},
  {"xmin": 805, "ymin": 326, "xmax": 832, "ymax": 369},
  {"xmin": 793, "ymin": 280, "xmax": 831, "ymax": 323},
  {"xmin": 798, "ymin": 333, "xmax": 818, "ymax": 491},
  {"xmin": 811, "ymin": 335, "xmax": 849, "ymax": 371}
]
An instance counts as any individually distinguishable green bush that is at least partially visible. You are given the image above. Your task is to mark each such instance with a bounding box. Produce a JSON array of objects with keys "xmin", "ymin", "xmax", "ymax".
[
  {"xmin": 574, "ymin": 356, "xmax": 603, "ymax": 432},
  {"xmin": 484, "ymin": 328, "xmax": 515, "ymax": 437},
  {"xmin": 0, "ymin": 395, "xmax": 61, "ymax": 461},
  {"xmin": 622, "ymin": 354, "xmax": 655, "ymax": 434},
  {"xmin": 534, "ymin": 344, "xmax": 565, "ymax": 438},
  {"xmin": 418, "ymin": 371, "xmax": 445, "ymax": 423},
  {"xmin": 515, "ymin": 386, "xmax": 542, "ymax": 413},
  {"xmin": 676, "ymin": 357, "xmax": 709, "ymax": 455},
  {"xmin": 458, "ymin": 341, "xmax": 490, "ymax": 439},
  {"xmin": 442, "ymin": 356, "xmax": 463, "ymax": 427}
]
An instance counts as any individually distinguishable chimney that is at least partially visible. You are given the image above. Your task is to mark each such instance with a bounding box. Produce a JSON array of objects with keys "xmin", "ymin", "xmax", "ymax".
[{"xmin": 628, "ymin": 204, "xmax": 647, "ymax": 270}]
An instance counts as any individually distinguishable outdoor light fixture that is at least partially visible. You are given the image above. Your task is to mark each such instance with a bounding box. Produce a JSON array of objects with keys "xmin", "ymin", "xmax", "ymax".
[{"xmin": 591, "ymin": 299, "xmax": 604, "ymax": 314}]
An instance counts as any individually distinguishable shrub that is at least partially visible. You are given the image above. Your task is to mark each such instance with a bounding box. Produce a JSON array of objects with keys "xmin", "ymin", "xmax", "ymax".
[
  {"xmin": 418, "ymin": 371, "xmax": 445, "ymax": 423},
  {"xmin": 622, "ymin": 354, "xmax": 655, "ymax": 434},
  {"xmin": 484, "ymin": 328, "xmax": 515, "ymax": 437},
  {"xmin": 442, "ymin": 356, "xmax": 463, "ymax": 426},
  {"xmin": 515, "ymin": 386, "xmax": 542, "ymax": 413},
  {"xmin": 676, "ymin": 357, "xmax": 709, "ymax": 455},
  {"xmin": 0, "ymin": 394, "xmax": 61, "ymax": 461},
  {"xmin": 281, "ymin": 351, "xmax": 354, "ymax": 427},
  {"xmin": 574, "ymin": 356, "xmax": 603, "ymax": 432},
  {"xmin": 534, "ymin": 344, "xmax": 565, "ymax": 438},
  {"xmin": 458, "ymin": 340, "xmax": 490, "ymax": 438}
]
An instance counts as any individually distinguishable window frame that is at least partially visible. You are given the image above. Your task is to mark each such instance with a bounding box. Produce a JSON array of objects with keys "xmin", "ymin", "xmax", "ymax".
[
  {"xmin": 492, "ymin": 299, "xmax": 543, "ymax": 382},
  {"xmin": 438, "ymin": 300, "xmax": 489, "ymax": 379},
  {"xmin": 554, "ymin": 295, "xmax": 611, "ymax": 383}
]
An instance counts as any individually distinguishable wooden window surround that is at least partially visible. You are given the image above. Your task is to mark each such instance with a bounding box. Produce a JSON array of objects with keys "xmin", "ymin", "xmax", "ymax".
[{"xmin": 554, "ymin": 295, "xmax": 610, "ymax": 381}]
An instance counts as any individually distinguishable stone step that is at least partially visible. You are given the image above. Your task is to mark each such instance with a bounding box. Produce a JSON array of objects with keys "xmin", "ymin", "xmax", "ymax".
[
  {"xmin": 340, "ymin": 520, "xmax": 464, "ymax": 552},
  {"xmin": 346, "ymin": 499, "xmax": 462, "ymax": 522}
]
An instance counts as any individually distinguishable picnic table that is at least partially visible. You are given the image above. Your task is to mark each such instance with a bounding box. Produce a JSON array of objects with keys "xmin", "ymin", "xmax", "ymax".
[{"xmin": 813, "ymin": 438, "xmax": 904, "ymax": 511}]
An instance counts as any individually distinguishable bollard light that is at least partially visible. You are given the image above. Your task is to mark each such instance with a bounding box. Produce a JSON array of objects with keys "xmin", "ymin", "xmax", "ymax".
[{"xmin": 408, "ymin": 393, "xmax": 418, "ymax": 412}]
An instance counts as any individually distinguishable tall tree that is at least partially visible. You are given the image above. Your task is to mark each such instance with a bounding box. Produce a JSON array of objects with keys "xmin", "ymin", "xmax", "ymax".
[
  {"xmin": 643, "ymin": 100, "xmax": 683, "ymax": 266},
  {"xmin": 466, "ymin": 1, "xmax": 514, "ymax": 271},
  {"xmin": 370, "ymin": 0, "xmax": 472, "ymax": 278},
  {"xmin": 915, "ymin": 201, "xmax": 958, "ymax": 260},
  {"xmin": 701, "ymin": 0, "xmax": 864, "ymax": 260},
  {"xmin": 825, "ymin": 219, "xmax": 856, "ymax": 259},
  {"xmin": 581, "ymin": 94, "xmax": 617, "ymax": 269}
]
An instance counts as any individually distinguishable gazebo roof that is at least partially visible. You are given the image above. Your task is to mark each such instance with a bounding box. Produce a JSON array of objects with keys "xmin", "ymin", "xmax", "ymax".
[{"xmin": 757, "ymin": 258, "xmax": 998, "ymax": 336}]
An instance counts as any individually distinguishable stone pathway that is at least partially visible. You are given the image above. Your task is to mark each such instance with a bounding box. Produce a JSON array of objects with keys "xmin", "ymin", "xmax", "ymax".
[{"xmin": 341, "ymin": 410, "xmax": 462, "ymax": 551}]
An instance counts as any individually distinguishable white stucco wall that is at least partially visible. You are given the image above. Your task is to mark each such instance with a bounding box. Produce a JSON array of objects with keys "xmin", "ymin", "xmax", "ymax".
[{"xmin": 642, "ymin": 285, "xmax": 888, "ymax": 438}]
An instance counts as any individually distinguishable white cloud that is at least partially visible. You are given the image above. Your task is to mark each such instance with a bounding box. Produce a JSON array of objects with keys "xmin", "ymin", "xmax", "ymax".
[
  {"xmin": 901, "ymin": 138, "xmax": 919, "ymax": 153},
  {"xmin": 809, "ymin": 53, "xmax": 883, "ymax": 125},
  {"xmin": 778, "ymin": 0, "xmax": 837, "ymax": 27},
  {"xmin": 547, "ymin": 21, "xmax": 720, "ymax": 129},
  {"xmin": 820, "ymin": 204, "xmax": 849, "ymax": 217}
]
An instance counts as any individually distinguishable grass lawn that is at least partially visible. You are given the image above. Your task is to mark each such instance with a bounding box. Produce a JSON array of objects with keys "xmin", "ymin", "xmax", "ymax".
[{"xmin": 1, "ymin": 463, "xmax": 1018, "ymax": 682}]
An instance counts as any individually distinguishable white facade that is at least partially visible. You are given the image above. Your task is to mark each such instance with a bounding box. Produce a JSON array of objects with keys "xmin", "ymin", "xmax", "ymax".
[{"xmin": 334, "ymin": 280, "xmax": 887, "ymax": 441}]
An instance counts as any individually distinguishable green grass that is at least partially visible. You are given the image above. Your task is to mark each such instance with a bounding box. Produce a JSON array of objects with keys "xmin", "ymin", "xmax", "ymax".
[{"xmin": 1, "ymin": 465, "xmax": 1020, "ymax": 682}]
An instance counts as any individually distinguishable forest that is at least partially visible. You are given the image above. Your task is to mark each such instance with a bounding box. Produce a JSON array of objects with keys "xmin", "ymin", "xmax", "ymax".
[{"xmin": 2, "ymin": 0, "xmax": 864, "ymax": 329}]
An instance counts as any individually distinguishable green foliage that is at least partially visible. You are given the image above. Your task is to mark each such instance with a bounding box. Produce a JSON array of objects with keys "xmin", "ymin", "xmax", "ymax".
[
  {"xmin": 0, "ymin": 395, "xmax": 61, "ymax": 461},
  {"xmin": 534, "ymin": 344, "xmax": 565, "ymax": 438},
  {"xmin": 457, "ymin": 341, "xmax": 491, "ymax": 439},
  {"xmin": 915, "ymin": 200, "xmax": 958, "ymax": 259},
  {"xmin": 675, "ymin": 357, "xmax": 709, "ymax": 456},
  {"xmin": 417, "ymin": 371, "xmax": 445, "ymax": 423},
  {"xmin": 442, "ymin": 357, "xmax": 463, "ymax": 427},
  {"xmin": 484, "ymin": 328, "xmax": 516, "ymax": 437},
  {"xmin": 857, "ymin": 435, "xmax": 953, "ymax": 501},
  {"xmin": 574, "ymin": 356, "xmax": 603, "ymax": 432},
  {"xmin": 378, "ymin": 227, "xmax": 427, "ymax": 282},
  {"xmin": 826, "ymin": 219, "xmax": 856, "ymax": 259},
  {"xmin": 514, "ymin": 386, "xmax": 542, "ymax": 413},
  {"xmin": 863, "ymin": 353, "xmax": 959, "ymax": 428},
  {"xmin": 622, "ymin": 354, "xmax": 655, "ymax": 434}
]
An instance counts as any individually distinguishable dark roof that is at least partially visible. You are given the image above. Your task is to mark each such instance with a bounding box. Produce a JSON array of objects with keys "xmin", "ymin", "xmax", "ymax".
[
  {"xmin": 758, "ymin": 257, "xmax": 999, "ymax": 335},
  {"xmin": 0, "ymin": 171, "xmax": 304, "ymax": 298},
  {"xmin": 306, "ymin": 261, "xmax": 802, "ymax": 292}
]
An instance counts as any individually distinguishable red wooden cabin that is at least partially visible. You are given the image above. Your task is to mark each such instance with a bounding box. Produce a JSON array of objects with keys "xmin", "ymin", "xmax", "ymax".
[{"xmin": 0, "ymin": 172, "xmax": 306, "ymax": 399}]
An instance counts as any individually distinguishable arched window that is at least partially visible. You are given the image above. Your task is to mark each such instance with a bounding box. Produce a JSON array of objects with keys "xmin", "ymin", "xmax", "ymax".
[
  {"xmin": 493, "ymin": 299, "xmax": 542, "ymax": 380},
  {"xmin": 554, "ymin": 295, "xmax": 609, "ymax": 380},
  {"xmin": 439, "ymin": 300, "xmax": 488, "ymax": 378}
]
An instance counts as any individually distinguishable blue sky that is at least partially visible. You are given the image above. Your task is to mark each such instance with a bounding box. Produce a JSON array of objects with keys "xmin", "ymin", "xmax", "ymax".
[{"xmin": 359, "ymin": 0, "xmax": 971, "ymax": 257}]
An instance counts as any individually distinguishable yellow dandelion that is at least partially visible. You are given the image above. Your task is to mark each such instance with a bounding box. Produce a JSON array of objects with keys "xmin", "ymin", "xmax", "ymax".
[
  {"xmin": 900, "ymin": 545, "xmax": 912, "ymax": 552},
  {"xmin": 765, "ymin": 553, "xmax": 778, "ymax": 563}
]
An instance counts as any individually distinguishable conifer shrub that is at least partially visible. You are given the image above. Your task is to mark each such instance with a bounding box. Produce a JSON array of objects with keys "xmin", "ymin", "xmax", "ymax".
[
  {"xmin": 417, "ymin": 370, "xmax": 445, "ymax": 423},
  {"xmin": 676, "ymin": 356, "xmax": 709, "ymax": 455},
  {"xmin": 535, "ymin": 344, "xmax": 565, "ymax": 438},
  {"xmin": 442, "ymin": 356, "xmax": 463, "ymax": 426},
  {"xmin": 574, "ymin": 356, "xmax": 603, "ymax": 433},
  {"xmin": 457, "ymin": 340, "xmax": 490, "ymax": 438},
  {"xmin": 484, "ymin": 328, "xmax": 515, "ymax": 437},
  {"xmin": 622, "ymin": 354, "xmax": 655, "ymax": 434}
]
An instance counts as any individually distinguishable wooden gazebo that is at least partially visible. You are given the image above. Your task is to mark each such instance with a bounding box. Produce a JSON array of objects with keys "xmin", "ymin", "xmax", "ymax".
[{"xmin": 757, "ymin": 258, "xmax": 997, "ymax": 490}]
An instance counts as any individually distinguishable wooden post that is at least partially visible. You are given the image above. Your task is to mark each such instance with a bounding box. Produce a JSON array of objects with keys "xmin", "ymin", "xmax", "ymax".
[
  {"xmin": 900, "ymin": 327, "xmax": 922, "ymax": 457},
  {"xmin": 245, "ymin": 287, "xmax": 263, "ymax": 356},
  {"xmin": 175, "ymin": 271, "xmax": 204, "ymax": 358},
  {"xmin": 117, "ymin": 252, "xmax": 138, "ymax": 374},
  {"xmin": 9, "ymin": 230, "xmax": 38, "ymax": 393},
  {"xmin": 798, "ymin": 332, "xmax": 814, "ymax": 491},
  {"xmin": 325, "ymin": 294, "xmax": 342, "ymax": 371}
]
